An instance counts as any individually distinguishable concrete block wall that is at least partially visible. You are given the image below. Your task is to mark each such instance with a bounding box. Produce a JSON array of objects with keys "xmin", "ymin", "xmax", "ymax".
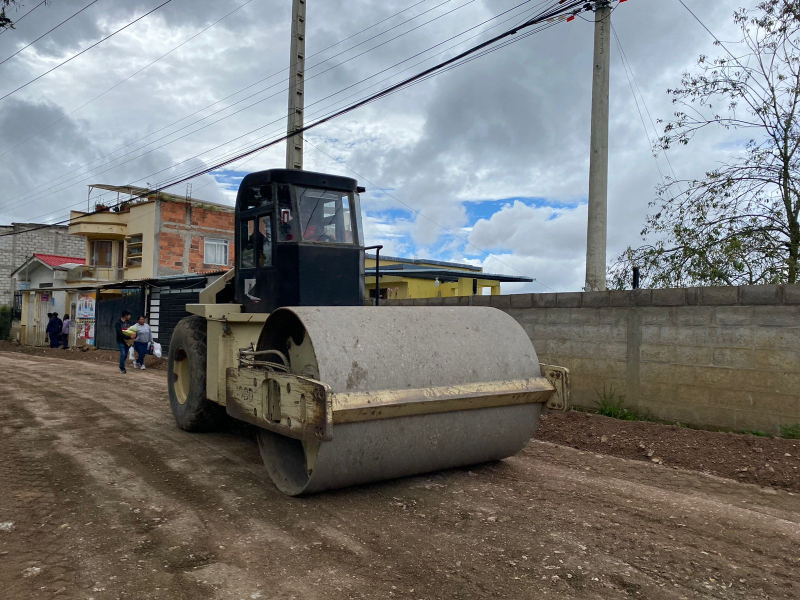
[
  {"xmin": 0, "ymin": 224, "xmax": 86, "ymax": 306},
  {"xmin": 387, "ymin": 285, "xmax": 800, "ymax": 432}
]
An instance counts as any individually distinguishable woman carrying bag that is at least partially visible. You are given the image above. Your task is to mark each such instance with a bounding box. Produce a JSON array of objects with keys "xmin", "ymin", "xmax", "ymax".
[{"xmin": 129, "ymin": 315, "xmax": 153, "ymax": 370}]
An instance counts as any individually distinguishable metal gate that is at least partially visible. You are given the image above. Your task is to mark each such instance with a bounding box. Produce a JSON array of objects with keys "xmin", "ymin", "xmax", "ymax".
[
  {"xmin": 148, "ymin": 281, "xmax": 205, "ymax": 351},
  {"xmin": 95, "ymin": 290, "xmax": 144, "ymax": 350}
]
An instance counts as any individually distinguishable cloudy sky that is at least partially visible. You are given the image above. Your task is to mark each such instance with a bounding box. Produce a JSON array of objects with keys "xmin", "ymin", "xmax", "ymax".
[{"xmin": 0, "ymin": 0, "xmax": 755, "ymax": 291}]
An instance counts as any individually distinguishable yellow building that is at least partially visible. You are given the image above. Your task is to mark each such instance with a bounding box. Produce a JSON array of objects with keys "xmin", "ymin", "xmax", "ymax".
[
  {"xmin": 365, "ymin": 254, "xmax": 531, "ymax": 300},
  {"xmin": 66, "ymin": 184, "xmax": 235, "ymax": 286}
]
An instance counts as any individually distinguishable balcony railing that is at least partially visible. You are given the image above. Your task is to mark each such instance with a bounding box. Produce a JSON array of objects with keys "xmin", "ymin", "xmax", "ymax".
[{"xmin": 66, "ymin": 265, "xmax": 124, "ymax": 283}]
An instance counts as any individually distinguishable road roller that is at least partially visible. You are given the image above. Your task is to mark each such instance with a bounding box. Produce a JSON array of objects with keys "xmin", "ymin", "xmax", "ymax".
[{"xmin": 168, "ymin": 168, "xmax": 569, "ymax": 495}]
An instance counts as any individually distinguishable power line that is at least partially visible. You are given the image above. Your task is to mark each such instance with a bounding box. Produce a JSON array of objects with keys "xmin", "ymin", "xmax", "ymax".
[
  {"xmin": 610, "ymin": 25, "xmax": 666, "ymax": 183},
  {"xmin": 675, "ymin": 0, "xmax": 769, "ymax": 99},
  {"xmin": 0, "ymin": 0, "xmax": 46, "ymax": 33},
  {"xmin": 0, "ymin": 0, "xmax": 102, "ymax": 65},
  {"xmin": 11, "ymin": 0, "xmax": 572, "ymax": 227},
  {"xmin": 612, "ymin": 24, "xmax": 684, "ymax": 192},
  {"xmin": 303, "ymin": 135, "xmax": 557, "ymax": 292},
  {"xmin": 0, "ymin": 0, "xmax": 255, "ymax": 161},
  {"xmin": 0, "ymin": 0, "xmax": 477, "ymax": 201},
  {"xmin": 0, "ymin": 0, "xmax": 590, "ymax": 236},
  {"xmin": 1, "ymin": 0, "xmax": 540, "ymax": 212},
  {"xmin": 0, "ymin": 0, "xmax": 173, "ymax": 102},
  {"xmin": 0, "ymin": 0, "xmax": 442, "ymax": 159},
  {"xmin": 0, "ymin": 0, "xmax": 590, "ymax": 232}
]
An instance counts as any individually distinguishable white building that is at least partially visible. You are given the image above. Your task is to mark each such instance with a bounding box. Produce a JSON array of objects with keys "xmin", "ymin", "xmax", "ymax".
[{"xmin": 10, "ymin": 253, "xmax": 85, "ymax": 345}]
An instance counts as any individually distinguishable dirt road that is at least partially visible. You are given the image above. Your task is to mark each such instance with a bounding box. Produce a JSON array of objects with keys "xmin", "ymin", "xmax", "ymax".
[{"xmin": 1, "ymin": 352, "xmax": 798, "ymax": 600}]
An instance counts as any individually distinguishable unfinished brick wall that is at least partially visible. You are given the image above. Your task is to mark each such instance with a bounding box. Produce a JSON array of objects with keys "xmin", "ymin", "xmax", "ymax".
[
  {"xmin": 388, "ymin": 285, "xmax": 800, "ymax": 433},
  {"xmin": 156, "ymin": 200, "xmax": 235, "ymax": 277}
]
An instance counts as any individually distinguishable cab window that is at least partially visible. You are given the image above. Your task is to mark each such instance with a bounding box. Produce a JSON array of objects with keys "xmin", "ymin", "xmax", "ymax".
[
  {"xmin": 258, "ymin": 215, "xmax": 272, "ymax": 267},
  {"xmin": 240, "ymin": 215, "xmax": 273, "ymax": 268},
  {"xmin": 240, "ymin": 219, "xmax": 256, "ymax": 268},
  {"xmin": 277, "ymin": 185, "xmax": 295, "ymax": 241},
  {"xmin": 241, "ymin": 184, "xmax": 273, "ymax": 210},
  {"xmin": 296, "ymin": 188, "xmax": 354, "ymax": 244}
]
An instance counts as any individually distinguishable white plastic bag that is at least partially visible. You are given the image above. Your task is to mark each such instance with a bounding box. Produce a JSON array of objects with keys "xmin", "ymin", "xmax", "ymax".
[
  {"xmin": 152, "ymin": 342, "xmax": 162, "ymax": 358},
  {"xmin": 128, "ymin": 346, "xmax": 135, "ymax": 361}
]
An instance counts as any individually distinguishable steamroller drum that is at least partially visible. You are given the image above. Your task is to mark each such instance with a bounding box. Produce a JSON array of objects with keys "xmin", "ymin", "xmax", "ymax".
[
  {"xmin": 167, "ymin": 315, "xmax": 224, "ymax": 431},
  {"xmin": 256, "ymin": 306, "xmax": 544, "ymax": 495}
]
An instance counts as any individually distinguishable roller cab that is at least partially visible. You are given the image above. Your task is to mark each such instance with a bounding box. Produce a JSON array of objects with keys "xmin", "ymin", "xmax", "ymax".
[{"xmin": 172, "ymin": 169, "xmax": 569, "ymax": 496}]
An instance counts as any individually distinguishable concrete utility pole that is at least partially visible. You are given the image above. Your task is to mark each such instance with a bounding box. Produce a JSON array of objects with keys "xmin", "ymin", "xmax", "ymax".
[
  {"xmin": 584, "ymin": 0, "xmax": 611, "ymax": 291},
  {"xmin": 285, "ymin": 0, "xmax": 306, "ymax": 170}
]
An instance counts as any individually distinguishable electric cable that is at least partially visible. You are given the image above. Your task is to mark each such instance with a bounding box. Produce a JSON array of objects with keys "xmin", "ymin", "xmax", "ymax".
[
  {"xmin": 2, "ymin": 0, "xmax": 542, "ymax": 212},
  {"xmin": 0, "ymin": 0, "xmax": 46, "ymax": 33},
  {"xmin": 610, "ymin": 26, "xmax": 666, "ymax": 183},
  {"xmin": 1, "ymin": 0, "xmax": 589, "ymax": 234},
  {"xmin": 0, "ymin": 0, "xmax": 102, "ymax": 65},
  {"xmin": 612, "ymin": 24, "xmax": 684, "ymax": 192},
  {"xmin": 0, "ymin": 0, "xmax": 482, "ymax": 200},
  {"xmin": 6, "ymin": 10, "xmax": 551, "ymax": 220},
  {"xmin": 0, "ymin": 0, "xmax": 173, "ymax": 102},
  {"xmin": 0, "ymin": 0, "xmax": 255, "ymax": 160},
  {"xmin": 0, "ymin": 0, "xmax": 445, "ymax": 160}
]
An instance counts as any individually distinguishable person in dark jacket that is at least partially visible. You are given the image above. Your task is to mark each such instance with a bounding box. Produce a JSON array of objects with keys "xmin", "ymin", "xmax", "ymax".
[
  {"xmin": 114, "ymin": 310, "xmax": 132, "ymax": 373},
  {"xmin": 45, "ymin": 313, "xmax": 53, "ymax": 345},
  {"xmin": 47, "ymin": 312, "xmax": 62, "ymax": 348}
]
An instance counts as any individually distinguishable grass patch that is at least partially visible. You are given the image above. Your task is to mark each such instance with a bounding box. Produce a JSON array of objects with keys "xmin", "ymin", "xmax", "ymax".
[
  {"xmin": 594, "ymin": 386, "xmax": 655, "ymax": 422},
  {"xmin": 738, "ymin": 429, "xmax": 771, "ymax": 438},
  {"xmin": 780, "ymin": 424, "xmax": 800, "ymax": 439}
]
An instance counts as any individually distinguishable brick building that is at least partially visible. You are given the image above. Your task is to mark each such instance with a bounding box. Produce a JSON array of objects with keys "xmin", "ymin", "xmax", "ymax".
[
  {"xmin": 67, "ymin": 184, "xmax": 235, "ymax": 284},
  {"xmin": 0, "ymin": 223, "xmax": 86, "ymax": 308},
  {"xmin": 157, "ymin": 198, "xmax": 235, "ymax": 277}
]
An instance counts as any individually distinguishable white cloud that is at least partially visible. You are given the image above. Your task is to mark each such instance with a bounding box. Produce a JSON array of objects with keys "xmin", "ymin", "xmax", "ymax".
[{"xmin": 0, "ymin": 0, "xmax": 756, "ymax": 291}]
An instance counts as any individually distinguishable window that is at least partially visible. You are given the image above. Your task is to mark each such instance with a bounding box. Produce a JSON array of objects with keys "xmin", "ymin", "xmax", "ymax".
[
  {"xmin": 91, "ymin": 240, "xmax": 113, "ymax": 267},
  {"xmin": 240, "ymin": 184, "xmax": 273, "ymax": 210},
  {"xmin": 204, "ymin": 238, "xmax": 229, "ymax": 265},
  {"xmin": 240, "ymin": 221, "xmax": 255, "ymax": 268},
  {"xmin": 296, "ymin": 188, "xmax": 355, "ymax": 244},
  {"xmin": 258, "ymin": 215, "xmax": 272, "ymax": 267},
  {"xmin": 126, "ymin": 234, "xmax": 143, "ymax": 268},
  {"xmin": 277, "ymin": 185, "xmax": 294, "ymax": 241}
]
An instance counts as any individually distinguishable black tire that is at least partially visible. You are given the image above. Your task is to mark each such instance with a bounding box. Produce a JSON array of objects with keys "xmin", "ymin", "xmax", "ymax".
[{"xmin": 167, "ymin": 315, "xmax": 224, "ymax": 431}]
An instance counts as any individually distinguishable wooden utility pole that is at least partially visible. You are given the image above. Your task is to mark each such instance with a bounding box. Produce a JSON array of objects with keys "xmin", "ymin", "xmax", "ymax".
[
  {"xmin": 285, "ymin": 0, "xmax": 306, "ymax": 170},
  {"xmin": 584, "ymin": 0, "xmax": 611, "ymax": 291}
]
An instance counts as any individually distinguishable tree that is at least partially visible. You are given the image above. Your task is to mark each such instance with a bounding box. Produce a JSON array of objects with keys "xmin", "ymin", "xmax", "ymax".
[
  {"xmin": 610, "ymin": 0, "xmax": 800, "ymax": 289},
  {"xmin": 1, "ymin": 1, "xmax": 45, "ymax": 32}
]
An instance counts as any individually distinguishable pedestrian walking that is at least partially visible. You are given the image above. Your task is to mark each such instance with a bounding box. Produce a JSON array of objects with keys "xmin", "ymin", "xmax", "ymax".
[
  {"xmin": 115, "ymin": 310, "xmax": 132, "ymax": 374},
  {"xmin": 47, "ymin": 312, "xmax": 62, "ymax": 348},
  {"xmin": 61, "ymin": 314, "xmax": 71, "ymax": 349},
  {"xmin": 131, "ymin": 316, "xmax": 153, "ymax": 370}
]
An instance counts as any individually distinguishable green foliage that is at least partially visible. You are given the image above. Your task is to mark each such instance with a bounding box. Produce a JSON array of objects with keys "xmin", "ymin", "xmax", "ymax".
[
  {"xmin": 609, "ymin": 0, "xmax": 800, "ymax": 289},
  {"xmin": 0, "ymin": 305, "xmax": 12, "ymax": 341},
  {"xmin": 595, "ymin": 386, "xmax": 637, "ymax": 421},
  {"xmin": 779, "ymin": 423, "xmax": 800, "ymax": 439},
  {"xmin": 739, "ymin": 429, "xmax": 770, "ymax": 438}
]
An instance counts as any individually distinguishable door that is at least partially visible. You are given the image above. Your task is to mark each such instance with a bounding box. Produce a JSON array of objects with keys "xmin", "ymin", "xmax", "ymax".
[
  {"xmin": 95, "ymin": 290, "xmax": 144, "ymax": 350},
  {"xmin": 237, "ymin": 211, "xmax": 276, "ymax": 313},
  {"xmin": 149, "ymin": 282, "xmax": 205, "ymax": 351}
]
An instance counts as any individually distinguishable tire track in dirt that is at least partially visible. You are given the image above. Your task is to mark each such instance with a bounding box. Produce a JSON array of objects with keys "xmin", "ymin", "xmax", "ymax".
[{"xmin": 2, "ymin": 351, "xmax": 800, "ymax": 599}]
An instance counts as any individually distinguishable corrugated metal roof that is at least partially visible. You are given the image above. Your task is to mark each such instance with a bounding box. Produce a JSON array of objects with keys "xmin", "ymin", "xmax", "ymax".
[
  {"xmin": 366, "ymin": 266, "xmax": 531, "ymax": 283},
  {"xmin": 366, "ymin": 253, "xmax": 482, "ymax": 272}
]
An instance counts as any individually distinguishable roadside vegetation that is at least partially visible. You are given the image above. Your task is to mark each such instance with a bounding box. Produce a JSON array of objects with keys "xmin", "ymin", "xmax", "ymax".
[{"xmin": 593, "ymin": 385, "xmax": 799, "ymax": 440}]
